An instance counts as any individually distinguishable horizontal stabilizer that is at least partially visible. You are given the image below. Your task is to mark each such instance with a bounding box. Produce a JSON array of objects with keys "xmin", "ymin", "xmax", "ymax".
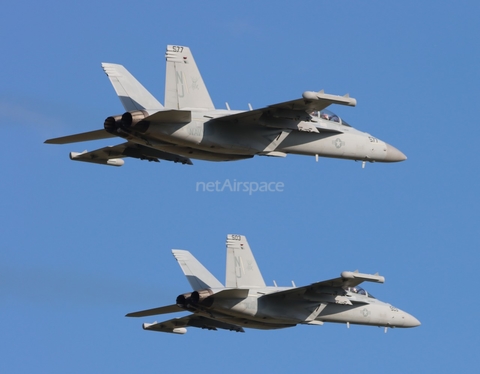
[
  {"xmin": 45, "ymin": 129, "xmax": 116, "ymax": 144},
  {"xmin": 126, "ymin": 304, "xmax": 184, "ymax": 317},
  {"xmin": 145, "ymin": 109, "xmax": 191, "ymax": 124},
  {"xmin": 212, "ymin": 288, "xmax": 249, "ymax": 299}
]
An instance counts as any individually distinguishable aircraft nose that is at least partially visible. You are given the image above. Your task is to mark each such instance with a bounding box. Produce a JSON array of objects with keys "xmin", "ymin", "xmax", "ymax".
[
  {"xmin": 403, "ymin": 312, "xmax": 421, "ymax": 328},
  {"xmin": 384, "ymin": 143, "xmax": 407, "ymax": 162}
]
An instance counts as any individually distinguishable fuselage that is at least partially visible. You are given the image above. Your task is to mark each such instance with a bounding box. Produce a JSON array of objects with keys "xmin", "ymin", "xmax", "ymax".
[
  {"xmin": 184, "ymin": 286, "xmax": 419, "ymax": 331},
  {"xmin": 113, "ymin": 108, "xmax": 406, "ymax": 163}
]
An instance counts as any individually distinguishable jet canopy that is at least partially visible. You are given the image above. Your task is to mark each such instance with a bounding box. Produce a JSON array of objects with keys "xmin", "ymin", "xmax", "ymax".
[
  {"xmin": 347, "ymin": 286, "xmax": 375, "ymax": 299},
  {"xmin": 312, "ymin": 109, "xmax": 351, "ymax": 127}
]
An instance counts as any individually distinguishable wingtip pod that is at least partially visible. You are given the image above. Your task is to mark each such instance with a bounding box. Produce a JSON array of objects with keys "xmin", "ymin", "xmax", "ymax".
[
  {"xmin": 142, "ymin": 322, "xmax": 154, "ymax": 330},
  {"xmin": 69, "ymin": 151, "xmax": 86, "ymax": 160},
  {"xmin": 341, "ymin": 271, "xmax": 385, "ymax": 283},
  {"xmin": 302, "ymin": 91, "xmax": 357, "ymax": 107}
]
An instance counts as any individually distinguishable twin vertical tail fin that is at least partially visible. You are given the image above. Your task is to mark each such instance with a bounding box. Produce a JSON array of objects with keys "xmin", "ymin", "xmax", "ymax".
[
  {"xmin": 101, "ymin": 63, "xmax": 163, "ymax": 112},
  {"xmin": 225, "ymin": 235, "xmax": 266, "ymax": 288},
  {"xmin": 164, "ymin": 45, "xmax": 215, "ymax": 110},
  {"xmin": 173, "ymin": 234, "xmax": 264, "ymax": 291},
  {"xmin": 172, "ymin": 250, "xmax": 223, "ymax": 291},
  {"xmin": 103, "ymin": 45, "xmax": 213, "ymax": 112}
]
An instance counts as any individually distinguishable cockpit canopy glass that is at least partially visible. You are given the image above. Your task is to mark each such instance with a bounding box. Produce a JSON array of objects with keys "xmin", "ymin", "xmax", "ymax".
[
  {"xmin": 347, "ymin": 286, "xmax": 375, "ymax": 299},
  {"xmin": 314, "ymin": 109, "xmax": 351, "ymax": 127}
]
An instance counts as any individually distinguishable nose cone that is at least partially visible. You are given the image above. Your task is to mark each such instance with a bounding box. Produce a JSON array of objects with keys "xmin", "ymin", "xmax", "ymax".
[
  {"xmin": 403, "ymin": 312, "xmax": 421, "ymax": 328},
  {"xmin": 384, "ymin": 143, "xmax": 407, "ymax": 162}
]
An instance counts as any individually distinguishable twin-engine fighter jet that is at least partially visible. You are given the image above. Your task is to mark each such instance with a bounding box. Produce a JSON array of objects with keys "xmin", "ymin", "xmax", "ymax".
[
  {"xmin": 45, "ymin": 45, "xmax": 406, "ymax": 166},
  {"xmin": 127, "ymin": 235, "xmax": 419, "ymax": 334}
]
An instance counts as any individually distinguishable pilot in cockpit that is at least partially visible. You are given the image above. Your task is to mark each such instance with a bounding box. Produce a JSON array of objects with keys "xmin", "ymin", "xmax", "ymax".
[
  {"xmin": 320, "ymin": 110, "xmax": 339, "ymax": 122},
  {"xmin": 347, "ymin": 286, "xmax": 374, "ymax": 298},
  {"xmin": 320, "ymin": 112, "xmax": 330, "ymax": 120},
  {"xmin": 318, "ymin": 109, "xmax": 350, "ymax": 126}
]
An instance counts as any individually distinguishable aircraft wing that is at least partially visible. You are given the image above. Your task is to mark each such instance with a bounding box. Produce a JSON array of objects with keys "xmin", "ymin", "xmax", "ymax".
[
  {"xmin": 68, "ymin": 142, "xmax": 192, "ymax": 166},
  {"xmin": 210, "ymin": 90, "xmax": 356, "ymax": 132},
  {"xmin": 263, "ymin": 271, "xmax": 384, "ymax": 302},
  {"xmin": 143, "ymin": 314, "xmax": 245, "ymax": 333}
]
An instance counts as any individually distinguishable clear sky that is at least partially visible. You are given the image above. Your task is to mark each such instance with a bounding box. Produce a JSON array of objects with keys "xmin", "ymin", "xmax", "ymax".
[{"xmin": 1, "ymin": 1, "xmax": 479, "ymax": 373}]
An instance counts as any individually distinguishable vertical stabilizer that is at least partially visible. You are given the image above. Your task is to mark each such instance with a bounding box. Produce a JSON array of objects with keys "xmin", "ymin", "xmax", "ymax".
[
  {"xmin": 102, "ymin": 63, "xmax": 163, "ymax": 112},
  {"xmin": 172, "ymin": 250, "xmax": 223, "ymax": 291},
  {"xmin": 164, "ymin": 45, "xmax": 215, "ymax": 110},
  {"xmin": 225, "ymin": 235, "xmax": 266, "ymax": 288}
]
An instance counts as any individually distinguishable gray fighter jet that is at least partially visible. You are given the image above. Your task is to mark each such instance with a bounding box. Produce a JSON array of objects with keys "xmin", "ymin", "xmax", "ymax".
[
  {"xmin": 127, "ymin": 235, "xmax": 419, "ymax": 334},
  {"xmin": 45, "ymin": 45, "xmax": 406, "ymax": 167}
]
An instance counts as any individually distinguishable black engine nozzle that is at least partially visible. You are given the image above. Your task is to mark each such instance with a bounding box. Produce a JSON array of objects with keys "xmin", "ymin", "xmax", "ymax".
[
  {"xmin": 121, "ymin": 111, "xmax": 149, "ymax": 132},
  {"xmin": 103, "ymin": 111, "xmax": 149, "ymax": 135}
]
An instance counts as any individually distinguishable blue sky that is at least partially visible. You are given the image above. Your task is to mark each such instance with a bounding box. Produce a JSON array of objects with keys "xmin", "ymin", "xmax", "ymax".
[{"xmin": 1, "ymin": 1, "xmax": 479, "ymax": 373}]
